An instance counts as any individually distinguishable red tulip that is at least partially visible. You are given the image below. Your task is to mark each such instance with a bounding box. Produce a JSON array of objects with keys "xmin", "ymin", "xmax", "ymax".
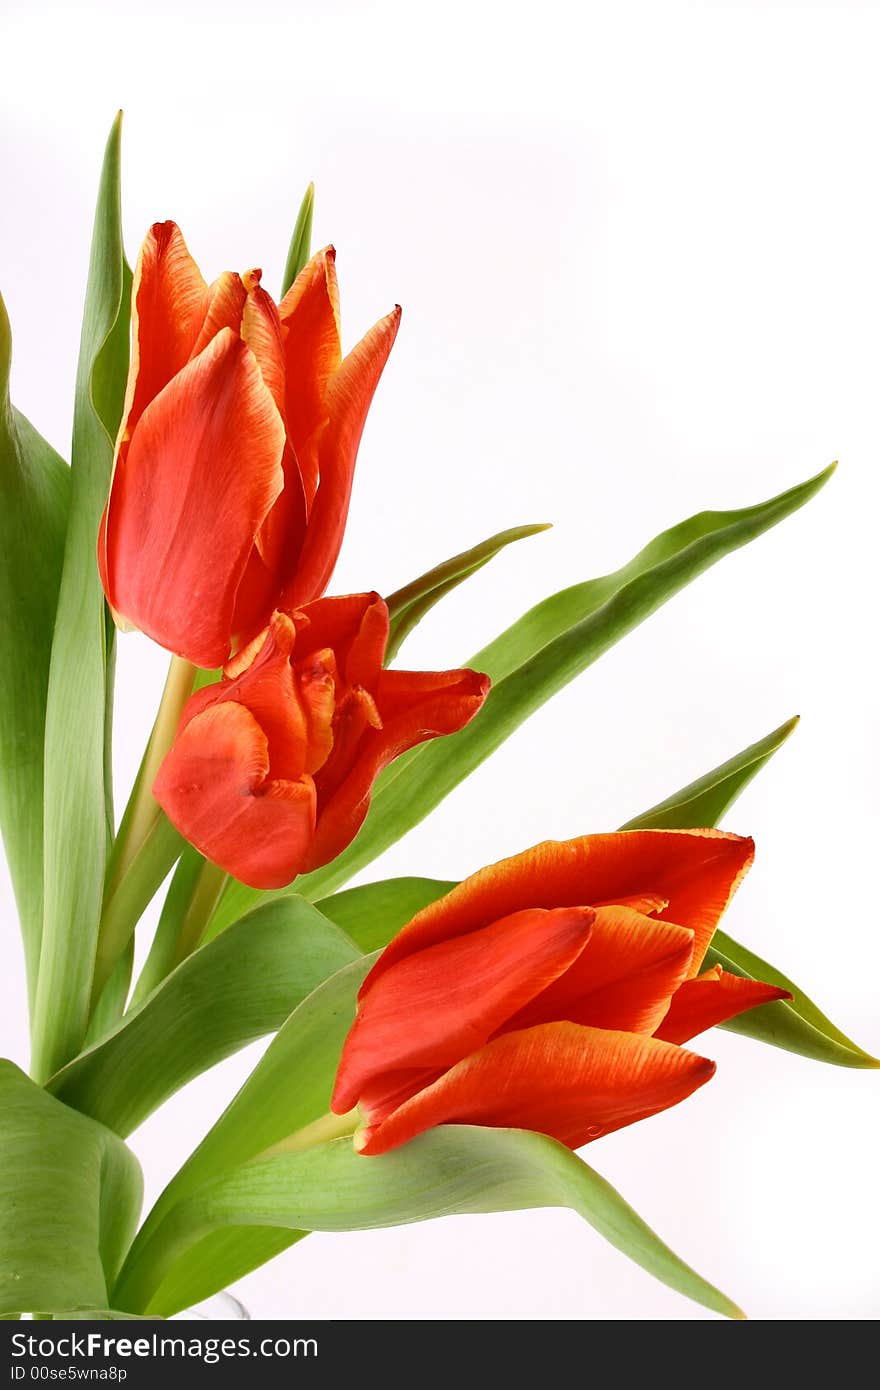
[
  {"xmin": 98, "ymin": 222, "xmax": 400, "ymax": 667},
  {"xmin": 153, "ymin": 594, "xmax": 489, "ymax": 889},
  {"xmin": 332, "ymin": 830, "xmax": 790, "ymax": 1154}
]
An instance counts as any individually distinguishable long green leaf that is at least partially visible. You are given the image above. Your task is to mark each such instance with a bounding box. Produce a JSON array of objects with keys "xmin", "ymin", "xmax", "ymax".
[
  {"xmin": 317, "ymin": 876, "xmax": 455, "ymax": 952},
  {"xmin": 620, "ymin": 716, "xmax": 800, "ymax": 829},
  {"xmin": 212, "ymin": 464, "xmax": 835, "ymax": 931},
  {"xmin": 113, "ymin": 959, "xmax": 739, "ymax": 1320},
  {"xmin": 317, "ymin": 715, "xmax": 874, "ymax": 1068},
  {"xmin": 124, "ymin": 1129, "xmax": 741, "ymax": 1320},
  {"xmin": 0, "ymin": 297, "xmax": 71, "ymax": 1012},
  {"xmin": 115, "ymin": 956, "xmax": 372, "ymax": 1309},
  {"xmin": 385, "ymin": 523, "xmax": 551, "ymax": 663},
  {"xmin": 50, "ymin": 897, "xmax": 360, "ymax": 1136},
  {"xmin": 706, "ymin": 934, "xmax": 878, "ymax": 1068},
  {"xmin": 0, "ymin": 1060, "xmax": 142, "ymax": 1316},
  {"xmin": 31, "ymin": 115, "xmax": 131, "ymax": 1081},
  {"xmin": 280, "ymin": 182, "xmax": 314, "ymax": 297}
]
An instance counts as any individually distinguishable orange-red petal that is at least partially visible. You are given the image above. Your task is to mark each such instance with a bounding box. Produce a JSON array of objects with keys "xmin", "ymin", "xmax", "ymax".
[
  {"xmin": 153, "ymin": 701, "xmax": 317, "ymax": 889},
  {"xmin": 278, "ymin": 246, "xmax": 342, "ymax": 505},
  {"xmin": 507, "ymin": 905, "xmax": 694, "ymax": 1035},
  {"xmin": 190, "ymin": 271, "xmax": 248, "ymax": 358},
  {"xmin": 121, "ymin": 221, "xmax": 210, "ymax": 442},
  {"xmin": 284, "ymin": 306, "xmax": 401, "ymax": 606},
  {"xmin": 304, "ymin": 665, "xmax": 489, "ymax": 872},
  {"xmin": 365, "ymin": 829, "xmax": 753, "ymax": 991},
  {"xmin": 654, "ymin": 964, "xmax": 792, "ymax": 1044},
  {"xmin": 355, "ymin": 1021, "xmax": 716, "ymax": 1155},
  {"xmin": 332, "ymin": 906, "xmax": 595, "ymax": 1115},
  {"xmin": 101, "ymin": 329, "xmax": 286, "ymax": 667}
]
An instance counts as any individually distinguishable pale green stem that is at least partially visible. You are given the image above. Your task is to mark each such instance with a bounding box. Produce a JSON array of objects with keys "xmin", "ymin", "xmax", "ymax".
[
  {"xmin": 256, "ymin": 1109, "xmax": 361, "ymax": 1161},
  {"xmin": 104, "ymin": 655, "xmax": 196, "ymax": 900},
  {"xmin": 168, "ymin": 857, "xmax": 229, "ymax": 971},
  {"xmin": 90, "ymin": 655, "xmax": 195, "ymax": 1012}
]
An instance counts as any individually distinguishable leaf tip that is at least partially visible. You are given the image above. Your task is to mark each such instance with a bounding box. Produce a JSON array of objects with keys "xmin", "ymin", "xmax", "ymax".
[{"xmin": 0, "ymin": 288, "xmax": 10, "ymax": 393}]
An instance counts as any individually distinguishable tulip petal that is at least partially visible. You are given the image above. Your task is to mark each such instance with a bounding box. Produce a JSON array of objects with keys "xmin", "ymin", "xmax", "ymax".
[
  {"xmin": 332, "ymin": 906, "xmax": 595, "ymax": 1115},
  {"xmin": 295, "ymin": 593, "xmax": 388, "ymax": 669},
  {"xmin": 304, "ymin": 666, "xmax": 489, "ymax": 872},
  {"xmin": 153, "ymin": 702, "xmax": 317, "ymax": 890},
  {"xmin": 185, "ymin": 613, "xmax": 313, "ymax": 782},
  {"xmin": 102, "ymin": 329, "xmax": 286, "ymax": 667},
  {"xmin": 278, "ymin": 247, "xmax": 342, "ymax": 504},
  {"xmin": 121, "ymin": 221, "xmax": 209, "ymax": 441},
  {"xmin": 507, "ymin": 906, "xmax": 694, "ymax": 1035},
  {"xmin": 190, "ymin": 272, "xmax": 248, "ymax": 358},
  {"xmin": 654, "ymin": 965, "xmax": 792, "ymax": 1045},
  {"xmin": 241, "ymin": 271, "xmax": 286, "ymax": 417},
  {"xmin": 366, "ymin": 829, "xmax": 753, "ymax": 988},
  {"xmin": 285, "ymin": 305, "xmax": 401, "ymax": 606},
  {"xmin": 356, "ymin": 1021, "xmax": 716, "ymax": 1156}
]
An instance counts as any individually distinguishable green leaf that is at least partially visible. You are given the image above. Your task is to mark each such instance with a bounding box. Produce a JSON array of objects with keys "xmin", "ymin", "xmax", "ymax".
[
  {"xmin": 112, "ymin": 960, "xmax": 739, "ymax": 1320},
  {"xmin": 0, "ymin": 295, "xmax": 71, "ymax": 1012},
  {"xmin": 116, "ymin": 1228, "xmax": 305, "ymax": 1321},
  {"xmin": 31, "ymin": 114, "xmax": 131, "ymax": 1081},
  {"xmin": 50, "ymin": 896, "xmax": 360, "ymax": 1137},
  {"xmin": 151, "ymin": 1130, "xmax": 741, "ymax": 1319},
  {"xmin": 621, "ymin": 716, "xmax": 801, "ymax": 830},
  {"xmin": 316, "ymin": 876, "xmax": 455, "ymax": 953},
  {"xmin": 114, "ymin": 956, "xmax": 372, "ymax": 1311},
  {"xmin": 280, "ymin": 182, "xmax": 315, "ymax": 298},
  {"xmin": 212, "ymin": 464, "xmax": 835, "ymax": 931},
  {"xmin": 0, "ymin": 1060, "xmax": 142, "ymax": 1317},
  {"xmin": 384, "ymin": 523, "xmax": 551, "ymax": 663},
  {"xmin": 621, "ymin": 716, "xmax": 877, "ymax": 1068},
  {"xmin": 706, "ymin": 933, "xmax": 879, "ymax": 1069},
  {"xmin": 317, "ymin": 715, "xmax": 875, "ymax": 1069}
]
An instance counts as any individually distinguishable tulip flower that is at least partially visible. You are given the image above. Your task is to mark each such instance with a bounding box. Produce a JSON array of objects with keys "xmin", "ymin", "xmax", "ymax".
[
  {"xmin": 153, "ymin": 593, "xmax": 489, "ymax": 889},
  {"xmin": 98, "ymin": 221, "xmax": 400, "ymax": 667},
  {"xmin": 332, "ymin": 830, "xmax": 790, "ymax": 1155}
]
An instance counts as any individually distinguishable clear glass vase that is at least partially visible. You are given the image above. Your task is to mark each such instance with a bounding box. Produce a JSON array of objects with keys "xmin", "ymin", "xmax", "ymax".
[{"xmin": 173, "ymin": 1292, "xmax": 250, "ymax": 1321}]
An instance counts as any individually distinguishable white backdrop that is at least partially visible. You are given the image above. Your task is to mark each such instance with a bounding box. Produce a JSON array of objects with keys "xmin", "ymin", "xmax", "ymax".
[{"xmin": 1, "ymin": 0, "xmax": 878, "ymax": 1321}]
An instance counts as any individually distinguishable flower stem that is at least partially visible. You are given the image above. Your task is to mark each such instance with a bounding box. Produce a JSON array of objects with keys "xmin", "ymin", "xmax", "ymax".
[
  {"xmin": 90, "ymin": 655, "xmax": 196, "ymax": 1013},
  {"xmin": 168, "ymin": 857, "xmax": 229, "ymax": 969},
  {"xmin": 104, "ymin": 655, "xmax": 196, "ymax": 900},
  {"xmin": 256, "ymin": 1109, "xmax": 361, "ymax": 1161}
]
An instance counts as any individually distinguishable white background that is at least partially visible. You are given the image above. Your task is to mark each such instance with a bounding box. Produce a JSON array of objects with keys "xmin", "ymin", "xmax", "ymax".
[{"xmin": 1, "ymin": 0, "xmax": 878, "ymax": 1321}]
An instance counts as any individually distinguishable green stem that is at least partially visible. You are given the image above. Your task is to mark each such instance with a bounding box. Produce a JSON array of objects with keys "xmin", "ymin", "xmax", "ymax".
[
  {"xmin": 130, "ymin": 857, "xmax": 229, "ymax": 1006},
  {"xmin": 90, "ymin": 815, "xmax": 184, "ymax": 1011},
  {"xmin": 256, "ymin": 1109, "xmax": 360, "ymax": 1160},
  {"xmin": 104, "ymin": 655, "xmax": 196, "ymax": 899},
  {"xmin": 89, "ymin": 655, "xmax": 195, "ymax": 1013},
  {"xmin": 173, "ymin": 859, "xmax": 229, "ymax": 964}
]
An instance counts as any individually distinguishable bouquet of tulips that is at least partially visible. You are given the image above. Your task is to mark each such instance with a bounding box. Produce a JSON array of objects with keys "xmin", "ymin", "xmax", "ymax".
[{"xmin": 0, "ymin": 115, "xmax": 874, "ymax": 1322}]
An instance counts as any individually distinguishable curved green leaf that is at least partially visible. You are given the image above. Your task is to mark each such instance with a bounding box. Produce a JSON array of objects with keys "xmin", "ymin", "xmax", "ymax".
[
  {"xmin": 50, "ymin": 896, "xmax": 360, "ymax": 1136},
  {"xmin": 124, "ymin": 1228, "xmax": 305, "ymax": 1320},
  {"xmin": 706, "ymin": 934, "xmax": 878, "ymax": 1068},
  {"xmin": 131, "ymin": 1128, "xmax": 741, "ymax": 1320},
  {"xmin": 280, "ymin": 182, "xmax": 314, "ymax": 298},
  {"xmin": 316, "ymin": 715, "xmax": 873, "ymax": 1069},
  {"xmin": 32, "ymin": 114, "xmax": 131, "ymax": 1081},
  {"xmin": 385, "ymin": 523, "xmax": 551, "ymax": 663},
  {"xmin": 316, "ymin": 875, "xmax": 455, "ymax": 952},
  {"xmin": 0, "ymin": 1060, "xmax": 141, "ymax": 1317},
  {"xmin": 113, "ymin": 958, "xmax": 739, "ymax": 1319},
  {"xmin": 213, "ymin": 464, "xmax": 835, "ymax": 931},
  {"xmin": 115, "ymin": 956, "xmax": 372, "ymax": 1307},
  {"xmin": 0, "ymin": 296, "xmax": 70, "ymax": 1012},
  {"xmin": 621, "ymin": 716, "xmax": 800, "ymax": 830}
]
